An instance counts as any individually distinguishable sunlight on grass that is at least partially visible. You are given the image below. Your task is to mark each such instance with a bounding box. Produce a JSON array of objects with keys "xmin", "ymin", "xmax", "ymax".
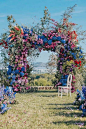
[{"xmin": 0, "ymin": 90, "xmax": 86, "ymax": 129}]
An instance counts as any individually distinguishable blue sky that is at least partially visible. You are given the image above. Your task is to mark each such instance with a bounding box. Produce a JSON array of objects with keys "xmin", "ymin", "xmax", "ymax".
[{"xmin": 0, "ymin": 0, "xmax": 86, "ymax": 63}]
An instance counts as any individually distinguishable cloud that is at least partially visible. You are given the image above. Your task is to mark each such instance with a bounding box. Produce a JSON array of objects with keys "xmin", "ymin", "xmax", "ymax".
[
  {"xmin": 51, "ymin": 7, "xmax": 86, "ymax": 17},
  {"xmin": 72, "ymin": 9, "xmax": 86, "ymax": 14},
  {"xmin": 51, "ymin": 11, "xmax": 64, "ymax": 17},
  {"xmin": 0, "ymin": 13, "xmax": 7, "ymax": 18}
]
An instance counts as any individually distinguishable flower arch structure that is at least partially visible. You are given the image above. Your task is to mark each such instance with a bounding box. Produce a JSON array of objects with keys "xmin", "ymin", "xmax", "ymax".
[{"xmin": 0, "ymin": 17, "xmax": 85, "ymax": 92}]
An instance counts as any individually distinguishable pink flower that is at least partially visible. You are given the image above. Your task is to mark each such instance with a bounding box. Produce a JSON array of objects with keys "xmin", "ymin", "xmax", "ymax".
[
  {"xmin": 25, "ymin": 79, "xmax": 28, "ymax": 83},
  {"xmin": 15, "ymin": 55, "xmax": 18, "ymax": 58},
  {"xmin": 14, "ymin": 88, "xmax": 19, "ymax": 91},
  {"xmin": 26, "ymin": 87, "xmax": 29, "ymax": 90},
  {"xmin": 15, "ymin": 59, "xmax": 18, "ymax": 62},
  {"xmin": 54, "ymin": 23, "xmax": 57, "ymax": 26},
  {"xmin": 51, "ymin": 19, "xmax": 55, "ymax": 22},
  {"xmin": 71, "ymin": 44, "xmax": 76, "ymax": 48}
]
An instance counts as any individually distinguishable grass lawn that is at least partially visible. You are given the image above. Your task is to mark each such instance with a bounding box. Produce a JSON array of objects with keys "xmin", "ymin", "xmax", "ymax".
[{"xmin": 0, "ymin": 89, "xmax": 86, "ymax": 129}]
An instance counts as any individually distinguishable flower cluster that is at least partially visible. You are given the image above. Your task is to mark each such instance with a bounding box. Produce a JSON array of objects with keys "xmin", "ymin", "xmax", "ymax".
[
  {"xmin": 5, "ymin": 24, "xmax": 68, "ymax": 90},
  {"xmin": 0, "ymin": 16, "xmax": 85, "ymax": 92},
  {"xmin": 73, "ymin": 87, "xmax": 86, "ymax": 117},
  {"xmin": 0, "ymin": 85, "xmax": 16, "ymax": 114}
]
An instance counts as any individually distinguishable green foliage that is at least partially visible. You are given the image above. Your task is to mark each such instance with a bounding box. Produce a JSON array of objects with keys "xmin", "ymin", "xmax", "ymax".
[{"xmin": 28, "ymin": 73, "xmax": 55, "ymax": 86}]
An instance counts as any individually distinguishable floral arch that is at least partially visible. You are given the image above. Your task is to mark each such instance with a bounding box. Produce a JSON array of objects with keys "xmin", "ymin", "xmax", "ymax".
[{"xmin": 0, "ymin": 14, "xmax": 85, "ymax": 93}]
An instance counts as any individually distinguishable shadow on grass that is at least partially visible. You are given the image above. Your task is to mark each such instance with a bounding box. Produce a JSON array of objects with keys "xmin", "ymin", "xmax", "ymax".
[
  {"xmin": 36, "ymin": 90, "xmax": 58, "ymax": 93},
  {"xmin": 45, "ymin": 106, "xmax": 77, "ymax": 110},
  {"xmin": 39, "ymin": 95, "xmax": 58, "ymax": 97},
  {"xmin": 52, "ymin": 120, "xmax": 86, "ymax": 128},
  {"xmin": 54, "ymin": 111, "xmax": 82, "ymax": 117},
  {"xmin": 47, "ymin": 103, "xmax": 73, "ymax": 106}
]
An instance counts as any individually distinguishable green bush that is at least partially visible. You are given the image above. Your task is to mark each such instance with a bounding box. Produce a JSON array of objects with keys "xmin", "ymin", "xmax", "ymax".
[{"xmin": 28, "ymin": 73, "xmax": 55, "ymax": 86}]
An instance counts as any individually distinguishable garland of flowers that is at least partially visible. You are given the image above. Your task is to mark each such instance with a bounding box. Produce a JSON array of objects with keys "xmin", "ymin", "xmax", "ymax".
[{"xmin": 0, "ymin": 15, "xmax": 85, "ymax": 92}]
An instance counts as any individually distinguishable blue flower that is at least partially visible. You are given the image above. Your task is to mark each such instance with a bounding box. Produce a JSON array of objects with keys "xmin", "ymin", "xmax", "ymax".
[
  {"xmin": 31, "ymin": 28, "xmax": 33, "ymax": 32},
  {"xmin": 43, "ymin": 38, "xmax": 48, "ymax": 43},
  {"xmin": 64, "ymin": 54, "xmax": 66, "ymax": 57},
  {"xmin": 48, "ymin": 39, "xmax": 52, "ymax": 45},
  {"xmin": 22, "ymin": 27, "xmax": 29, "ymax": 34},
  {"xmin": 76, "ymin": 47, "xmax": 80, "ymax": 50},
  {"xmin": 7, "ymin": 70, "xmax": 12, "ymax": 75},
  {"xmin": 79, "ymin": 105, "xmax": 82, "ymax": 110},
  {"xmin": 52, "ymin": 36, "xmax": 57, "ymax": 41},
  {"xmin": 40, "ymin": 35, "xmax": 45, "ymax": 40},
  {"xmin": 38, "ymin": 35, "xmax": 40, "ymax": 39},
  {"xmin": 23, "ymin": 36, "xmax": 26, "ymax": 39},
  {"xmin": 74, "ymin": 56, "xmax": 76, "ymax": 59},
  {"xmin": 8, "ymin": 65, "xmax": 12, "ymax": 69},
  {"xmin": 7, "ymin": 37, "xmax": 11, "ymax": 40},
  {"xmin": 35, "ymin": 46, "xmax": 38, "ymax": 49},
  {"xmin": 80, "ymin": 49, "xmax": 83, "ymax": 53},
  {"xmin": 10, "ymin": 80, "xmax": 15, "ymax": 85},
  {"xmin": 12, "ymin": 75, "xmax": 16, "ymax": 79},
  {"xmin": 13, "ymin": 92, "xmax": 16, "ymax": 98},
  {"xmin": 1, "ymin": 104, "xmax": 6, "ymax": 110},
  {"xmin": 57, "ymin": 36, "xmax": 61, "ymax": 41},
  {"xmin": 79, "ymin": 56, "xmax": 82, "ymax": 58},
  {"xmin": 21, "ymin": 67, "xmax": 25, "ymax": 72},
  {"xmin": 82, "ymin": 109, "xmax": 86, "ymax": 114},
  {"xmin": 62, "ymin": 83, "xmax": 67, "ymax": 86},
  {"xmin": 34, "ymin": 42, "xmax": 37, "ymax": 45},
  {"xmin": 6, "ymin": 37, "xmax": 11, "ymax": 44},
  {"xmin": 65, "ymin": 75, "xmax": 68, "ymax": 79},
  {"xmin": 61, "ymin": 39, "xmax": 66, "ymax": 44},
  {"xmin": 77, "ymin": 89, "xmax": 80, "ymax": 93},
  {"xmin": 38, "ymin": 44, "xmax": 41, "ymax": 46},
  {"xmin": 20, "ymin": 72, "xmax": 24, "ymax": 77},
  {"xmin": 10, "ymin": 44, "xmax": 14, "ymax": 47},
  {"xmin": 61, "ymin": 75, "xmax": 64, "ymax": 79},
  {"xmin": 15, "ymin": 70, "xmax": 19, "ymax": 74},
  {"xmin": 8, "ymin": 76, "xmax": 11, "ymax": 79},
  {"xmin": 60, "ymin": 79, "xmax": 63, "ymax": 83}
]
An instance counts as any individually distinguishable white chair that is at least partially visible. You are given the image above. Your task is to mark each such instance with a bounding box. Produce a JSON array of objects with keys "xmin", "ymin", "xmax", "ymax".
[{"xmin": 58, "ymin": 74, "xmax": 72, "ymax": 98}]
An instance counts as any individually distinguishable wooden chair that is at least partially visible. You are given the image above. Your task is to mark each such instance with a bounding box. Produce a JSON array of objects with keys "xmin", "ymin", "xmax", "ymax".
[{"xmin": 58, "ymin": 74, "xmax": 72, "ymax": 98}]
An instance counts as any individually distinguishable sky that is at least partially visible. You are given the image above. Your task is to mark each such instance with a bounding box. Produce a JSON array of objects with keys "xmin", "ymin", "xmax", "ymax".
[{"xmin": 0, "ymin": 0, "xmax": 86, "ymax": 63}]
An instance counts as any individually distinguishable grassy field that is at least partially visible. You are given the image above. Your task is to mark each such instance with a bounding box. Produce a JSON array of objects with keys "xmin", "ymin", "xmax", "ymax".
[{"xmin": 0, "ymin": 90, "xmax": 86, "ymax": 129}]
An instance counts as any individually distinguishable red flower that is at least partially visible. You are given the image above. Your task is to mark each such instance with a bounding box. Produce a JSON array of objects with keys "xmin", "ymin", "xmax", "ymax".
[
  {"xmin": 69, "ymin": 57, "xmax": 73, "ymax": 60},
  {"xmin": 77, "ymin": 61, "xmax": 79, "ymax": 64},
  {"xmin": 70, "ymin": 23, "xmax": 76, "ymax": 26},
  {"xmin": 0, "ymin": 43, "xmax": 3, "ymax": 45},
  {"xmin": 32, "ymin": 45, "xmax": 34, "ymax": 47},
  {"xmin": 24, "ymin": 75, "xmax": 27, "ymax": 77},
  {"xmin": 74, "ymin": 60, "xmax": 77, "ymax": 64},
  {"xmin": 15, "ymin": 26, "xmax": 20, "ymax": 31},
  {"xmin": 45, "ymin": 43, "xmax": 48, "ymax": 46},
  {"xmin": 60, "ymin": 48, "xmax": 64, "ymax": 52},
  {"xmin": 27, "ymin": 65, "xmax": 29, "ymax": 69}
]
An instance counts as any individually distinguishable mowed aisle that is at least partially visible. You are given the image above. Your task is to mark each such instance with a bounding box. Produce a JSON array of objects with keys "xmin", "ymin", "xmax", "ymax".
[{"xmin": 0, "ymin": 90, "xmax": 86, "ymax": 129}]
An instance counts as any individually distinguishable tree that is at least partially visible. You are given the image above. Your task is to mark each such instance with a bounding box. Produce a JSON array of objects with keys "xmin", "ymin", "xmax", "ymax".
[{"xmin": 46, "ymin": 53, "xmax": 57, "ymax": 74}]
